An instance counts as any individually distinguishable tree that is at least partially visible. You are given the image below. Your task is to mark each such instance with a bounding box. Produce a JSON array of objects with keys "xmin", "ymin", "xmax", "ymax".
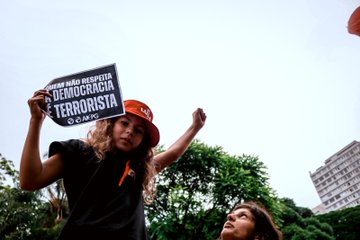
[
  {"xmin": 0, "ymin": 154, "xmax": 18, "ymax": 189},
  {"xmin": 316, "ymin": 204, "xmax": 360, "ymax": 240},
  {"xmin": 279, "ymin": 198, "xmax": 335, "ymax": 240},
  {"xmin": 0, "ymin": 154, "xmax": 63, "ymax": 240},
  {"xmin": 45, "ymin": 180, "xmax": 69, "ymax": 223},
  {"xmin": 146, "ymin": 140, "xmax": 281, "ymax": 240}
]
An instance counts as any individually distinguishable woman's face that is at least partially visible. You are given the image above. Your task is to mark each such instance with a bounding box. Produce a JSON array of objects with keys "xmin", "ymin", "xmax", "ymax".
[
  {"xmin": 221, "ymin": 207, "xmax": 257, "ymax": 240},
  {"xmin": 112, "ymin": 113, "xmax": 146, "ymax": 152}
]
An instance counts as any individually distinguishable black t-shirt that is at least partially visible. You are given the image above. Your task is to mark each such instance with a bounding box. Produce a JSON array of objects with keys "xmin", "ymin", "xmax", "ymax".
[{"xmin": 49, "ymin": 139, "xmax": 148, "ymax": 240}]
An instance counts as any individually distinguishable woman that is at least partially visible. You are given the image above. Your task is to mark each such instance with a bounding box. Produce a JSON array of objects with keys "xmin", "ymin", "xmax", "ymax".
[{"xmin": 219, "ymin": 201, "xmax": 282, "ymax": 240}]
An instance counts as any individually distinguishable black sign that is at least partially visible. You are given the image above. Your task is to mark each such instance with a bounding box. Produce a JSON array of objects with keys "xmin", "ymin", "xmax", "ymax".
[{"xmin": 44, "ymin": 64, "xmax": 125, "ymax": 126}]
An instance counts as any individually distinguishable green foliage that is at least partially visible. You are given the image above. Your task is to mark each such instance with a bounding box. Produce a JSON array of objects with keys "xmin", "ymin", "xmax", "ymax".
[
  {"xmin": 315, "ymin": 204, "xmax": 360, "ymax": 240},
  {"xmin": 280, "ymin": 205, "xmax": 302, "ymax": 224},
  {"xmin": 147, "ymin": 140, "xmax": 281, "ymax": 240},
  {"xmin": 303, "ymin": 218, "xmax": 333, "ymax": 236},
  {"xmin": 0, "ymin": 154, "xmax": 19, "ymax": 189},
  {"xmin": 282, "ymin": 224, "xmax": 305, "ymax": 240},
  {"xmin": 280, "ymin": 198, "xmax": 335, "ymax": 240},
  {"xmin": 0, "ymin": 184, "xmax": 60, "ymax": 239},
  {"xmin": 282, "ymin": 222, "xmax": 335, "ymax": 240},
  {"xmin": 0, "ymin": 154, "xmax": 63, "ymax": 240}
]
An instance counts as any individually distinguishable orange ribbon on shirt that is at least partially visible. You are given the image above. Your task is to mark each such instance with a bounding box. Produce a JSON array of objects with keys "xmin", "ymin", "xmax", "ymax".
[{"xmin": 118, "ymin": 160, "xmax": 131, "ymax": 186}]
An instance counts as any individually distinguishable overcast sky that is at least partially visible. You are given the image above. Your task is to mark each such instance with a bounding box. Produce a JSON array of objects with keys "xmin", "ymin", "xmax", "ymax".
[{"xmin": 1, "ymin": 0, "xmax": 359, "ymax": 209}]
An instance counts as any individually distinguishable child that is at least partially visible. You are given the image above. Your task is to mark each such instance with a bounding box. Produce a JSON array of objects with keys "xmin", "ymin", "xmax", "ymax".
[{"xmin": 20, "ymin": 89, "xmax": 206, "ymax": 239}]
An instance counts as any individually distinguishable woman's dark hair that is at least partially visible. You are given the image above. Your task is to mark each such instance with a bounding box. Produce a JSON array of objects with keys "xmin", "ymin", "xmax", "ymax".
[{"xmin": 231, "ymin": 201, "xmax": 282, "ymax": 240}]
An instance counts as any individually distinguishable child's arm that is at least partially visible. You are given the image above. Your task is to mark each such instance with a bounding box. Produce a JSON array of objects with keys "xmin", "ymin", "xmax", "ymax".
[
  {"xmin": 20, "ymin": 89, "xmax": 63, "ymax": 190},
  {"xmin": 154, "ymin": 108, "xmax": 206, "ymax": 172}
]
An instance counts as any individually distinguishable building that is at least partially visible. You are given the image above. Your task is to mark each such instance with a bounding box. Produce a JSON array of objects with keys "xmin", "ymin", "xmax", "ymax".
[
  {"xmin": 311, "ymin": 203, "xmax": 326, "ymax": 215},
  {"xmin": 309, "ymin": 140, "xmax": 360, "ymax": 214}
]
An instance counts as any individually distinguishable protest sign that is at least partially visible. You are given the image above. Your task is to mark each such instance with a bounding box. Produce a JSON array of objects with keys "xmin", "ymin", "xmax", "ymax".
[{"xmin": 44, "ymin": 63, "xmax": 124, "ymax": 127}]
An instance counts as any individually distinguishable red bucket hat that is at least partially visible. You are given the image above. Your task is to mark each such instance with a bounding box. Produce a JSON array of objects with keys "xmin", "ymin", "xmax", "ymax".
[
  {"xmin": 348, "ymin": 6, "xmax": 360, "ymax": 36},
  {"xmin": 124, "ymin": 99, "xmax": 160, "ymax": 147}
]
